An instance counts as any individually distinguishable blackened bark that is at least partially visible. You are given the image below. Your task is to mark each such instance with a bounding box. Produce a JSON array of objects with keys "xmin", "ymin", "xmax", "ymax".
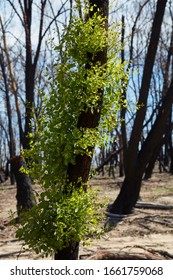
[
  {"xmin": 21, "ymin": 1, "xmax": 46, "ymax": 149},
  {"xmin": 54, "ymin": 0, "xmax": 109, "ymax": 260},
  {"xmin": 126, "ymin": 0, "xmax": 167, "ymax": 168},
  {"xmin": 54, "ymin": 241, "xmax": 79, "ymax": 260},
  {"xmin": 10, "ymin": 156, "xmax": 36, "ymax": 216},
  {"xmin": 109, "ymin": 0, "xmax": 167, "ymax": 214},
  {"xmin": 0, "ymin": 168, "xmax": 8, "ymax": 183},
  {"xmin": 120, "ymin": 15, "xmax": 127, "ymax": 175},
  {"xmin": 110, "ymin": 78, "xmax": 173, "ymax": 214},
  {"xmin": 67, "ymin": 1, "xmax": 108, "ymax": 185},
  {"xmin": 109, "ymin": 166, "xmax": 143, "ymax": 214},
  {"xmin": 144, "ymin": 113, "xmax": 172, "ymax": 179},
  {"xmin": 23, "ymin": 0, "xmax": 35, "ymax": 149},
  {"xmin": 0, "ymin": 47, "xmax": 16, "ymax": 184},
  {"xmin": 169, "ymin": 147, "xmax": 173, "ymax": 174},
  {"xmin": 144, "ymin": 142, "xmax": 162, "ymax": 179}
]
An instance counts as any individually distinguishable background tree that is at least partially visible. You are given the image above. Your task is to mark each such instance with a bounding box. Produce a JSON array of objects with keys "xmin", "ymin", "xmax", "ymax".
[
  {"xmin": 93, "ymin": 0, "xmax": 173, "ymax": 214},
  {"xmin": 0, "ymin": 0, "xmax": 69, "ymax": 212},
  {"xmin": 0, "ymin": 0, "xmax": 69, "ymax": 163},
  {"xmin": 109, "ymin": 0, "xmax": 168, "ymax": 214}
]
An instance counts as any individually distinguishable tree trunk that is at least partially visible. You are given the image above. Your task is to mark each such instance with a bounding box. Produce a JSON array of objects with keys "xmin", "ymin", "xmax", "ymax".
[
  {"xmin": 10, "ymin": 156, "xmax": 36, "ymax": 216},
  {"xmin": 110, "ymin": 78, "xmax": 173, "ymax": 214},
  {"xmin": 0, "ymin": 53, "xmax": 16, "ymax": 185},
  {"xmin": 23, "ymin": 0, "xmax": 35, "ymax": 150},
  {"xmin": 120, "ymin": 15, "xmax": 127, "ymax": 175},
  {"xmin": 21, "ymin": 1, "xmax": 46, "ymax": 149},
  {"xmin": 109, "ymin": 171, "xmax": 143, "ymax": 214},
  {"xmin": 144, "ymin": 139, "xmax": 163, "ymax": 179},
  {"xmin": 54, "ymin": 0, "xmax": 109, "ymax": 260},
  {"xmin": 125, "ymin": 0, "xmax": 167, "ymax": 169},
  {"xmin": 54, "ymin": 241, "xmax": 79, "ymax": 260},
  {"xmin": 0, "ymin": 17, "xmax": 16, "ymax": 184},
  {"xmin": 109, "ymin": 0, "xmax": 167, "ymax": 214},
  {"xmin": 169, "ymin": 148, "xmax": 173, "ymax": 174}
]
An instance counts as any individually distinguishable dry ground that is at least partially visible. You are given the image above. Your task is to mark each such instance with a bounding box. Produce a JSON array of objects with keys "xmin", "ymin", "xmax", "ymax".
[{"xmin": 0, "ymin": 170, "xmax": 173, "ymax": 259}]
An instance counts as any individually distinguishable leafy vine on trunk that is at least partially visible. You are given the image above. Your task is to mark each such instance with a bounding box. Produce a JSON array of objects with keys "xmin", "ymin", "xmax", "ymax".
[{"xmin": 16, "ymin": 0, "xmax": 127, "ymax": 259}]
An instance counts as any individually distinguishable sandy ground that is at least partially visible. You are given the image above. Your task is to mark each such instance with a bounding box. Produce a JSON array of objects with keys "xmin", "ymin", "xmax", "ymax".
[{"xmin": 0, "ymin": 171, "xmax": 173, "ymax": 259}]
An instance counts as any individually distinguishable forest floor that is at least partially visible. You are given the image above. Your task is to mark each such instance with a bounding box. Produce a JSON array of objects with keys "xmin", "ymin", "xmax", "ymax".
[{"xmin": 0, "ymin": 170, "xmax": 173, "ymax": 260}]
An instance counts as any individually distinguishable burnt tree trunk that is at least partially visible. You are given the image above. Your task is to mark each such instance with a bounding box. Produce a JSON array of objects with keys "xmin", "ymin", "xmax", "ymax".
[
  {"xmin": 144, "ymin": 25, "xmax": 173, "ymax": 179},
  {"xmin": 169, "ymin": 146, "xmax": 173, "ymax": 174},
  {"xmin": 144, "ymin": 137, "xmax": 163, "ymax": 180},
  {"xmin": 120, "ymin": 15, "xmax": 127, "ymax": 176},
  {"xmin": 10, "ymin": 156, "xmax": 36, "ymax": 216},
  {"xmin": 109, "ymin": 0, "xmax": 168, "ymax": 214},
  {"xmin": 0, "ymin": 43, "xmax": 16, "ymax": 185},
  {"xmin": 18, "ymin": 1, "xmax": 46, "ymax": 149},
  {"xmin": 54, "ymin": 0, "xmax": 109, "ymax": 260},
  {"xmin": 110, "ymin": 78, "xmax": 173, "ymax": 214},
  {"xmin": 54, "ymin": 241, "xmax": 79, "ymax": 260}
]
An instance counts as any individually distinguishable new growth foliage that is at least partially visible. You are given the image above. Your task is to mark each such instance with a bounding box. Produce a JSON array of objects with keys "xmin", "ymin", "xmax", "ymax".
[{"xmin": 17, "ymin": 5, "xmax": 127, "ymax": 256}]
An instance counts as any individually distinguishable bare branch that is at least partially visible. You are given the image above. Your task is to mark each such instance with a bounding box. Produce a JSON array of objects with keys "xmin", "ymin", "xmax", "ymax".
[
  {"xmin": 33, "ymin": 0, "xmax": 47, "ymax": 69},
  {"xmin": 41, "ymin": 0, "xmax": 68, "ymax": 40},
  {"xmin": 7, "ymin": 0, "xmax": 24, "ymax": 26}
]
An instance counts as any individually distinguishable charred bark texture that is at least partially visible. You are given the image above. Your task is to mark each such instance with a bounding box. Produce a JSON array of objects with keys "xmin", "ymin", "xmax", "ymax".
[
  {"xmin": 54, "ymin": 0, "xmax": 109, "ymax": 260},
  {"xmin": 126, "ymin": 0, "xmax": 167, "ymax": 168},
  {"xmin": 120, "ymin": 15, "xmax": 127, "ymax": 175},
  {"xmin": 10, "ymin": 156, "xmax": 36, "ymax": 216},
  {"xmin": 20, "ymin": 1, "xmax": 46, "ymax": 149},
  {"xmin": 54, "ymin": 241, "xmax": 79, "ymax": 260},
  {"xmin": 0, "ymin": 31, "xmax": 16, "ymax": 184},
  {"xmin": 0, "ymin": 168, "xmax": 8, "ymax": 183},
  {"xmin": 109, "ymin": 0, "xmax": 168, "ymax": 215},
  {"xmin": 110, "ymin": 78, "xmax": 173, "ymax": 214}
]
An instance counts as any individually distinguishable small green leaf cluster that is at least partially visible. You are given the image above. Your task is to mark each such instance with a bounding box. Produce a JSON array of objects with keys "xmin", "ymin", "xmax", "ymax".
[
  {"xmin": 18, "ymin": 5, "xmax": 128, "ymax": 256},
  {"xmin": 63, "ymin": 12, "xmax": 107, "ymax": 64},
  {"xmin": 16, "ymin": 186, "xmax": 103, "ymax": 256}
]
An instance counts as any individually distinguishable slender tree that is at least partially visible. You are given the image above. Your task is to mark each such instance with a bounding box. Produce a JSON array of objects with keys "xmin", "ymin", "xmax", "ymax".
[
  {"xmin": 6, "ymin": 0, "xmax": 68, "ymax": 149},
  {"xmin": 0, "ymin": 16, "xmax": 16, "ymax": 184},
  {"xmin": 109, "ymin": 0, "xmax": 168, "ymax": 214}
]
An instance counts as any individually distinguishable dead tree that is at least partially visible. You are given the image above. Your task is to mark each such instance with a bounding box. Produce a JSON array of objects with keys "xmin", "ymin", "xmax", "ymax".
[
  {"xmin": 109, "ymin": 0, "xmax": 168, "ymax": 214},
  {"xmin": 10, "ymin": 156, "xmax": 36, "ymax": 216}
]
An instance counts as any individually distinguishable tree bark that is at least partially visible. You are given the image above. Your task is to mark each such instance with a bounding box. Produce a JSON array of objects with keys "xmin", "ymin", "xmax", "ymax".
[
  {"xmin": 0, "ymin": 48, "xmax": 16, "ymax": 185},
  {"xmin": 109, "ymin": 0, "xmax": 167, "ymax": 214},
  {"xmin": 120, "ymin": 15, "xmax": 127, "ymax": 175},
  {"xmin": 144, "ymin": 137, "xmax": 164, "ymax": 180},
  {"xmin": 125, "ymin": 0, "xmax": 167, "ymax": 170},
  {"xmin": 54, "ymin": 241, "xmax": 79, "ymax": 260},
  {"xmin": 54, "ymin": 0, "xmax": 109, "ymax": 260},
  {"xmin": 10, "ymin": 156, "xmax": 36, "ymax": 216},
  {"xmin": 110, "ymin": 77, "xmax": 173, "ymax": 214}
]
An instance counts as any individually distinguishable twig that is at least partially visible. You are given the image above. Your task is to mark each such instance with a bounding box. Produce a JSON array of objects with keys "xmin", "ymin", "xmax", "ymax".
[{"xmin": 135, "ymin": 202, "xmax": 173, "ymax": 210}]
